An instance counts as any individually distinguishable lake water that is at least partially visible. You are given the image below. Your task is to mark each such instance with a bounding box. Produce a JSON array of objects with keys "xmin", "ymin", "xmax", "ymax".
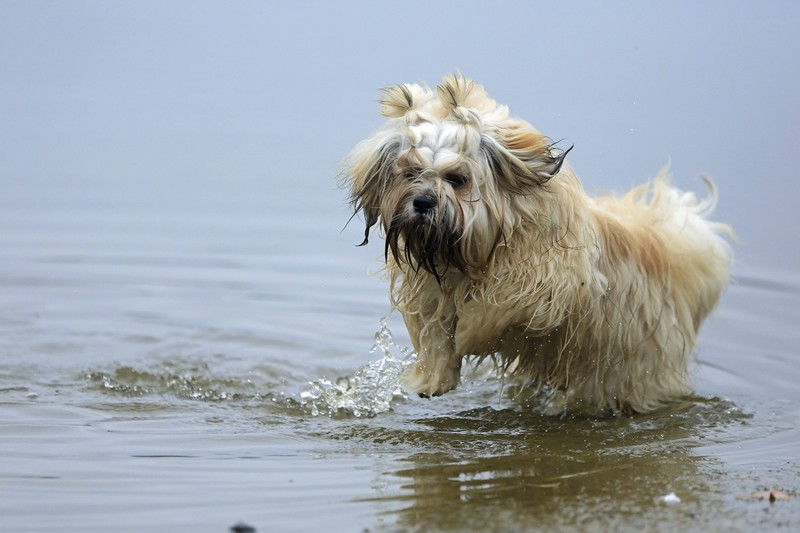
[
  {"xmin": 1, "ymin": 180, "xmax": 798, "ymax": 532},
  {"xmin": 2, "ymin": 2, "xmax": 799, "ymax": 532}
]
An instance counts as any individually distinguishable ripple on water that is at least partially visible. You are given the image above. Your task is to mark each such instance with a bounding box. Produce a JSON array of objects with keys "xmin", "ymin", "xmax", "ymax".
[
  {"xmin": 84, "ymin": 363, "xmax": 264, "ymax": 402},
  {"xmin": 80, "ymin": 317, "xmax": 762, "ymax": 461}
]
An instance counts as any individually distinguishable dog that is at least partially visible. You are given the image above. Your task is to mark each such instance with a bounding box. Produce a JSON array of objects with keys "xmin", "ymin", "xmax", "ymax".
[{"xmin": 342, "ymin": 73, "xmax": 732, "ymax": 415}]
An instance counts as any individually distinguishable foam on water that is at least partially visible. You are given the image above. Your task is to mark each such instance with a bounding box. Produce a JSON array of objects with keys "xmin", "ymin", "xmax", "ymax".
[
  {"xmin": 300, "ymin": 318, "xmax": 415, "ymax": 417},
  {"xmin": 85, "ymin": 363, "xmax": 263, "ymax": 402}
]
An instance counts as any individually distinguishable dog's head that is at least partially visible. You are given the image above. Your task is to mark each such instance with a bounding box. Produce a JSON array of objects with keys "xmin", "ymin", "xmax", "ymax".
[{"xmin": 343, "ymin": 73, "xmax": 571, "ymax": 281}]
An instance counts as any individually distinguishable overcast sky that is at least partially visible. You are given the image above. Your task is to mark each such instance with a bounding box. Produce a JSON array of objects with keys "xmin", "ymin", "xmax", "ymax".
[{"xmin": 1, "ymin": 1, "xmax": 798, "ymax": 271}]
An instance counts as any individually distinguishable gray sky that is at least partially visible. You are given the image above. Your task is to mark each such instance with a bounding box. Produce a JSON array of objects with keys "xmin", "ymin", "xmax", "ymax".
[{"xmin": 2, "ymin": 1, "xmax": 798, "ymax": 271}]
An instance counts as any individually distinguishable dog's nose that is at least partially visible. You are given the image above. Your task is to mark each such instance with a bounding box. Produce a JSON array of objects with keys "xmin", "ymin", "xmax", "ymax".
[{"xmin": 413, "ymin": 195, "xmax": 437, "ymax": 214}]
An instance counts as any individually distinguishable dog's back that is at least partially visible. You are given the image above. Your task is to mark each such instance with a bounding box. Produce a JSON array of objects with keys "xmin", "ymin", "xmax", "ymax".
[
  {"xmin": 592, "ymin": 169, "xmax": 732, "ymax": 329},
  {"xmin": 548, "ymin": 170, "xmax": 733, "ymax": 414}
]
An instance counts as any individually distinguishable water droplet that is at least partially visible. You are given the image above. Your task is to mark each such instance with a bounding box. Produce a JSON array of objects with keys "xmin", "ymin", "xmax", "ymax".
[{"xmin": 300, "ymin": 317, "xmax": 414, "ymax": 417}]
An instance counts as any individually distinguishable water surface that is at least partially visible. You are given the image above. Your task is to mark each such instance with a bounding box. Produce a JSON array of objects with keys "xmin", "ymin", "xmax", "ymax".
[
  {"xmin": 2, "ymin": 2, "xmax": 799, "ymax": 531},
  {"xmin": 1, "ymin": 191, "xmax": 798, "ymax": 532}
]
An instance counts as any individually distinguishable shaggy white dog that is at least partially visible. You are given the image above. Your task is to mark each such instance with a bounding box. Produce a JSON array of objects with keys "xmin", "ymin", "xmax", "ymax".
[{"xmin": 343, "ymin": 74, "xmax": 732, "ymax": 415}]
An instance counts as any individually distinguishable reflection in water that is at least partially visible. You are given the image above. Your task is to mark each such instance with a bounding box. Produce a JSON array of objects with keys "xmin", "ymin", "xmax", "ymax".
[
  {"xmin": 348, "ymin": 402, "xmax": 749, "ymax": 532},
  {"xmin": 292, "ymin": 326, "xmax": 755, "ymax": 532}
]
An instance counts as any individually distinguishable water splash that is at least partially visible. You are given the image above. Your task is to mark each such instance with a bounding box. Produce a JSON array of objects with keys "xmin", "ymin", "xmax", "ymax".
[
  {"xmin": 85, "ymin": 363, "xmax": 262, "ymax": 402},
  {"xmin": 300, "ymin": 318, "xmax": 415, "ymax": 417}
]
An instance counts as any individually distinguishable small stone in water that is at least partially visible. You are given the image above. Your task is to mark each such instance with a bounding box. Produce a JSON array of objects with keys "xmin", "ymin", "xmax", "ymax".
[
  {"xmin": 230, "ymin": 522, "xmax": 256, "ymax": 533},
  {"xmin": 660, "ymin": 492, "xmax": 681, "ymax": 504}
]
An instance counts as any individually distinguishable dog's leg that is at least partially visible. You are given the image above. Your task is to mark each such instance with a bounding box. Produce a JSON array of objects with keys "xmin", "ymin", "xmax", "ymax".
[{"xmin": 400, "ymin": 312, "xmax": 462, "ymax": 397}]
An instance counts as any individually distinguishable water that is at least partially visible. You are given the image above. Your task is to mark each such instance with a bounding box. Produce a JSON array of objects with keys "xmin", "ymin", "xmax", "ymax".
[
  {"xmin": 1, "ymin": 187, "xmax": 798, "ymax": 533},
  {"xmin": 2, "ymin": 2, "xmax": 799, "ymax": 531}
]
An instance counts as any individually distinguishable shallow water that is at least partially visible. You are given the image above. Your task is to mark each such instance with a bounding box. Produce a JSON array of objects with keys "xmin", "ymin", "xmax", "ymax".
[
  {"xmin": 1, "ymin": 190, "xmax": 798, "ymax": 533},
  {"xmin": 3, "ymin": 3, "xmax": 800, "ymax": 531}
]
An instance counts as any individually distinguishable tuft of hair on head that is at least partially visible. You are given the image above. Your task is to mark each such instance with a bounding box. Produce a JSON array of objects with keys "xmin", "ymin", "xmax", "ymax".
[
  {"xmin": 435, "ymin": 72, "xmax": 497, "ymax": 122},
  {"xmin": 379, "ymin": 83, "xmax": 431, "ymax": 121},
  {"xmin": 437, "ymin": 73, "xmax": 474, "ymax": 111}
]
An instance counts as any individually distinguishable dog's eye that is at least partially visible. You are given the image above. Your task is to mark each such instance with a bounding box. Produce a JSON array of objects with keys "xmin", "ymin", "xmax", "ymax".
[
  {"xmin": 444, "ymin": 173, "xmax": 468, "ymax": 188},
  {"xmin": 402, "ymin": 168, "xmax": 420, "ymax": 180}
]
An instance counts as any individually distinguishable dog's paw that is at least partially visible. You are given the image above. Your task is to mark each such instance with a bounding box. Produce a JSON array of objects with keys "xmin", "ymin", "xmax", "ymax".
[{"xmin": 400, "ymin": 360, "xmax": 460, "ymax": 397}]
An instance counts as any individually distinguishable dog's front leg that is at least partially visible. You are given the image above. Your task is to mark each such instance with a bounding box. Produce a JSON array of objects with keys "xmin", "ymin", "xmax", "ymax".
[{"xmin": 400, "ymin": 312, "xmax": 462, "ymax": 397}]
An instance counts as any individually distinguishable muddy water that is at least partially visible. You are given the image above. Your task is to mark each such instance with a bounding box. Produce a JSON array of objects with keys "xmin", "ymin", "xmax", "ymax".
[{"xmin": 0, "ymin": 189, "xmax": 798, "ymax": 532}]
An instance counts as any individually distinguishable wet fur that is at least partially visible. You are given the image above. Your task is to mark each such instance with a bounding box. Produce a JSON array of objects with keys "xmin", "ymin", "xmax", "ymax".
[{"xmin": 342, "ymin": 74, "xmax": 732, "ymax": 415}]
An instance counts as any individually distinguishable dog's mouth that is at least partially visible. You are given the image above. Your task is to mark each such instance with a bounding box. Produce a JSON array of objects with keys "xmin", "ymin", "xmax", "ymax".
[{"xmin": 385, "ymin": 208, "xmax": 466, "ymax": 283}]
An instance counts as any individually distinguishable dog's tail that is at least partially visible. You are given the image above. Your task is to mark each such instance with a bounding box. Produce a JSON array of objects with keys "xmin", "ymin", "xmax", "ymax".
[
  {"xmin": 652, "ymin": 167, "xmax": 718, "ymax": 218},
  {"xmin": 671, "ymin": 172, "xmax": 735, "ymax": 245},
  {"xmin": 691, "ymin": 174, "xmax": 718, "ymax": 218},
  {"xmin": 647, "ymin": 168, "xmax": 733, "ymax": 243}
]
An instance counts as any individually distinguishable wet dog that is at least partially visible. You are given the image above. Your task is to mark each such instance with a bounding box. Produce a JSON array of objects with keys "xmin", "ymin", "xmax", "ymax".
[{"xmin": 342, "ymin": 74, "xmax": 732, "ymax": 415}]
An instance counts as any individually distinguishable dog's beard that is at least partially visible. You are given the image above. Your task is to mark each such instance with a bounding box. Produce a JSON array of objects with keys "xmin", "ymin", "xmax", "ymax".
[{"xmin": 385, "ymin": 205, "xmax": 468, "ymax": 283}]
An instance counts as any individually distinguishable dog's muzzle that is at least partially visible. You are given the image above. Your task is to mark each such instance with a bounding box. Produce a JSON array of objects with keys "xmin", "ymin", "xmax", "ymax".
[{"xmin": 412, "ymin": 194, "xmax": 437, "ymax": 215}]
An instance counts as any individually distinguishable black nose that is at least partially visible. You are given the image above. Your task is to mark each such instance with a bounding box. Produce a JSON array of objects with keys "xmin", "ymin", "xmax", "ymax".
[{"xmin": 413, "ymin": 195, "xmax": 437, "ymax": 214}]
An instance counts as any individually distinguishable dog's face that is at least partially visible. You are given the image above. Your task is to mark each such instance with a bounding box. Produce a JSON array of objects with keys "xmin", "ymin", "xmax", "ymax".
[{"xmin": 344, "ymin": 74, "xmax": 571, "ymax": 281}]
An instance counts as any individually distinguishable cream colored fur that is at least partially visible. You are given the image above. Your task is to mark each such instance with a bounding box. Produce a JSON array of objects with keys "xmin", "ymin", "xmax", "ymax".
[{"xmin": 342, "ymin": 74, "xmax": 732, "ymax": 416}]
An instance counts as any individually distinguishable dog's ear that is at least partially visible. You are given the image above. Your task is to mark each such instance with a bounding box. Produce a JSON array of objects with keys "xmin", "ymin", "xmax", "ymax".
[
  {"xmin": 342, "ymin": 83, "xmax": 429, "ymax": 246},
  {"xmin": 482, "ymin": 121, "xmax": 572, "ymax": 192},
  {"xmin": 342, "ymin": 133, "xmax": 402, "ymax": 246}
]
